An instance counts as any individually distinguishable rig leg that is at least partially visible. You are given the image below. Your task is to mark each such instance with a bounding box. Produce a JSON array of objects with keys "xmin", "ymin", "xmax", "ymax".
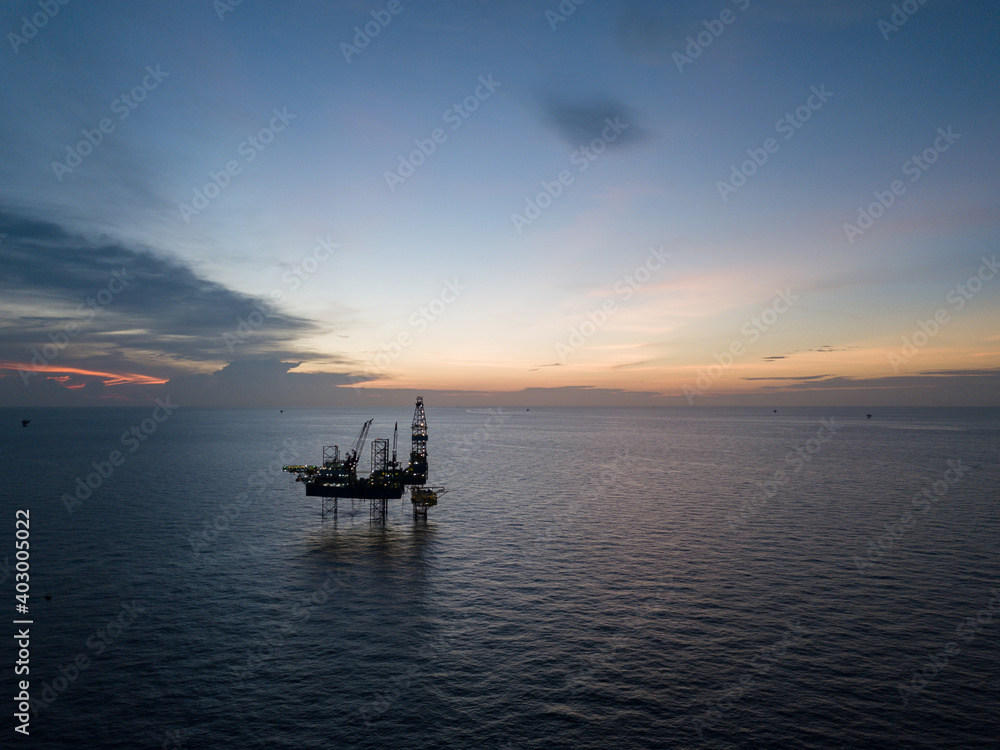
[
  {"xmin": 369, "ymin": 497, "xmax": 388, "ymax": 524},
  {"xmin": 321, "ymin": 497, "xmax": 338, "ymax": 521}
]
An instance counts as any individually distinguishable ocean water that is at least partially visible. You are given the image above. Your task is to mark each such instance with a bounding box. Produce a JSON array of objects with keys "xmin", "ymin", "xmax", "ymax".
[{"xmin": 1, "ymin": 405, "xmax": 998, "ymax": 749}]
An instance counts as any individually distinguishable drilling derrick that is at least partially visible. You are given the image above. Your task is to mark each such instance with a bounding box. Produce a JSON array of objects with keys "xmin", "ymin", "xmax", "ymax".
[{"xmin": 408, "ymin": 395, "xmax": 428, "ymax": 483}]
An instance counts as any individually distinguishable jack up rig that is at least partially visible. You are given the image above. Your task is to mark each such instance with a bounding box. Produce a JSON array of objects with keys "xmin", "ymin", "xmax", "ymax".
[{"xmin": 282, "ymin": 396, "xmax": 448, "ymax": 521}]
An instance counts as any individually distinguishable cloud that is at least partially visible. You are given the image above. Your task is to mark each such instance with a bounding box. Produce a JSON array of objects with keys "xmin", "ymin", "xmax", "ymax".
[
  {"xmin": 0, "ymin": 359, "xmax": 371, "ymax": 408},
  {"xmin": 744, "ymin": 374, "xmax": 834, "ymax": 381},
  {"xmin": 163, "ymin": 360, "xmax": 363, "ymax": 407},
  {"xmin": 682, "ymin": 368, "xmax": 1000, "ymax": 407},
  {"xmin": 812, "ymin": 345, "xmax": 859, "ymax": 353},
  {"xmin": 752, "ymin": 368, "xmax": 1000, "ymax": 393},
  {"xmin": 0, "ymin": 369, "xmax": 113, "ymax": 407},
  {"xmin": 611, "ymin": 360, "xmax": 653, "ymax": 370},
  {"xmin": 0, "ymin": 208, "xmax": 334, "ymax": 377},
  {"xmin": 539, "ymin": 96, "xmax": 648, "ymax": 149},
  {"xmin": 761, "ymin": 345, "xmax": 859, "ymax": 361},
  {"xmin": 916, "ymin": 368, "xmax": 1000, "ymax": 377}
]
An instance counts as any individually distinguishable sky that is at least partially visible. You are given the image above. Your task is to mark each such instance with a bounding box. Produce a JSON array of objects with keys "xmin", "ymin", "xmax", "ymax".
[{"xmin": 1, "ymin": 0, "xmax": 998, "ymax": 407}]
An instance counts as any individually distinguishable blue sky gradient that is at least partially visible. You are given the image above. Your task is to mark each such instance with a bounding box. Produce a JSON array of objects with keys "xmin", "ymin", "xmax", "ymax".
[{"xmin": 1, "ymin": 0, "xmax": 997, "ymax": 406}]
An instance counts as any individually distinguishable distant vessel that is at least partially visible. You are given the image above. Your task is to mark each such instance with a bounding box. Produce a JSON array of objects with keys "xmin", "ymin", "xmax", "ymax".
[{"xmin": 283, "ymin": 397, "xmax": 435, "ymax": 519}]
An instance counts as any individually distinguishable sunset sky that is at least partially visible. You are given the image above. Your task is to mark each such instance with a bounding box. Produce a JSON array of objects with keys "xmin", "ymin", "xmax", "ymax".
[{"xmin": 1, "ymin": 0, "xmax": 997, "ymax": 407}]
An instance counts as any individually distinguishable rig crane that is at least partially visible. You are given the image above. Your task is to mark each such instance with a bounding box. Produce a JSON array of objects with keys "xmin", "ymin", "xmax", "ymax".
[{"xmin": 345, "ymin": 418, "xmax": 373, "ymax": 470}]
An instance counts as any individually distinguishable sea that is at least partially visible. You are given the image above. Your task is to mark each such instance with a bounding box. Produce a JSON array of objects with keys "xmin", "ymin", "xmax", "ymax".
[{"xmin": 1, "ymin": 405, "xmax": 998, "ymax": 749}]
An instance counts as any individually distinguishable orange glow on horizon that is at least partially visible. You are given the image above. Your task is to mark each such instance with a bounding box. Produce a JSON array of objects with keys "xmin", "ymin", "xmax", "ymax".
[{"xmin": 0, "ymin": 362, "xmax": 169, "ymax": 387}]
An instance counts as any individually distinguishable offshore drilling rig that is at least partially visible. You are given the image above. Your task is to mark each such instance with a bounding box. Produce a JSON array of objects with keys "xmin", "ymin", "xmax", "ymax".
[{"xmin": 283, "ymin": 396, "xmax": 447, "ymax": 521}]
